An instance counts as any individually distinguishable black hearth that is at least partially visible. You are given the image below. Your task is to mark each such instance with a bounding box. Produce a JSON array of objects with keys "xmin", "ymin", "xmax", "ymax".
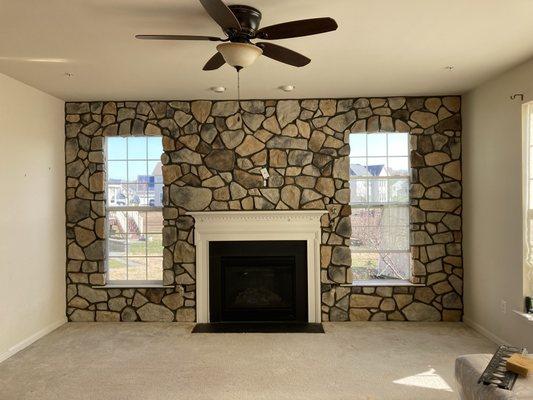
[{"xmin": 209, "ymin": 241, "xmax": 308, "ymax": 323}]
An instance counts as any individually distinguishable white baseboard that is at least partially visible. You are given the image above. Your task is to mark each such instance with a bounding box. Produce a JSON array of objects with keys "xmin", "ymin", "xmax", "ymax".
[
  {"xmin": 463, "ymin": 316, "xmax": 510, "ymax": 346},
  {"xmin": 0, "ymin": 318, "xmax": 67, "ymax": 364}
]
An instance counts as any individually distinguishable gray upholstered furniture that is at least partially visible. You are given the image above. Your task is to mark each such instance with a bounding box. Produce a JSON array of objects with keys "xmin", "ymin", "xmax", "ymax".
[{"xmin": 455, "ymin": 354, "xmax": 533, "ymax": 400}]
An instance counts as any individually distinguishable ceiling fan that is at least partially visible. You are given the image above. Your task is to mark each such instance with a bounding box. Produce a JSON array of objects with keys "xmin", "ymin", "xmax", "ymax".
[{"xmin": 135, "ymin": 0, "xmax": 338, "ymax": 71}]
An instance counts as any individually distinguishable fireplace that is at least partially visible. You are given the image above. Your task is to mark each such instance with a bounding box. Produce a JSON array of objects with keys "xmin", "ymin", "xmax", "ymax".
[
  {"xmin": 209, "ymin": 241, "xmax": 308, "ymax": 323},
  {"xmin": 187, "ymin": 210, "xmax": 325, "ymax": 323}
]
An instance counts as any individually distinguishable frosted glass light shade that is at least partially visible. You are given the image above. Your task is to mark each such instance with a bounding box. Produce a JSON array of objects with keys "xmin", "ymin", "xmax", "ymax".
[{"xmin": 216, "ymin": 42, "xmax": 263, "ymax": 68}]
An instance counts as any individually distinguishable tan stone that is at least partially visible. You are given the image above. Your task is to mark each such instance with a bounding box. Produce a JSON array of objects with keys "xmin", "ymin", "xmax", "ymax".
[
  {"xmin": 262, "ymin": 115, "xmax": 281, "ymax": 134},
  {"xmin": 350, "ymin": 294, "xmax": 381, "ymax": 308},
  {"xmin": 75, "ymin": 227, "xmax": 96, "ymax": 247},
  {"xmin": 162, "ymin": 165, "xmax": 181, "ymax": 184},
  {"xmin": 225, "ymin": 113, "xmax": 242, "ymax": 130},
  {"xmin": 411, "ymin": 111, "xmax": 438, "ymax": 128},
  {"xmin": 443, "ymin": 97, "xmax": 460, "ymax": 113},
  {"xmin": 236, "ymin": 135, "xmax": 265, "ymax": 157},
  {"xmin": 419, "ymin": 199, "xmax": 461, "ymax": 212},
  {"xmin": 443, "ymin": 160, "xmax": 461, "ymax": 180},
  {"xmin": 319, "ymin": 99, "xmax": 336, "ymax": 116},
  {"xmin": 191, "ymin": 100, "xmax": 211, "ymax": 123},
  {"xmin": 424, "ymin": 152, "xmax": 451, "ymax": 166},
  {"xmin": 349, "ymin": 309, "xmax": 371, "ymax": 321},
  {"xmin": 89, "ymin": 172, "xmax": 104, "ymax": 192},
  {"xmin": 269, "ymin": 149, "xmax": 287, "ymax": 167},
  {"xmin": 393, "ymin": 294, "xmax": 413, "ymax": 309},
  {"xmin": 281, "ymin": 185, "xmax": 301, "ymax": 209}
]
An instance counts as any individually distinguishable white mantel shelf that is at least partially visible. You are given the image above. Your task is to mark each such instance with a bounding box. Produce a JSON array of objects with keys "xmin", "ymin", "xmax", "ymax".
[{"xmin": 187, "ymin": 210, "xmax": 327, "ymax": 323}]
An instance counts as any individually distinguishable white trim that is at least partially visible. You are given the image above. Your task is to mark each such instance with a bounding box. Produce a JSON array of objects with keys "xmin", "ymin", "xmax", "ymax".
[
  {"xmin": 513, "ymin": 310, "xmax": 533, "ymax": 323},
  {"xmin": 188, "ymin": 210, "xmax": 326, "ymax": 323},
  {"xmin": 347, "ymin": 279, "xmax": 423, "ymax": 287},
  {"xmin": 463, "ymin": 316, "xmax": 510, "ymax": 346},
  {"xmin": 0, "ymin": 318, "xmax": 66, "ymax": 364}
]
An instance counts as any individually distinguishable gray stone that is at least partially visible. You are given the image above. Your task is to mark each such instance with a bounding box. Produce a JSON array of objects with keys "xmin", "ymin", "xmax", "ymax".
[
  {"xmin": 221, "ymin": 129, "xmax": 244, "ymax": 149},
  {"xmin": 66, "ymin": 199, "xmax": 91, "ymax": 223},
  {"xmin": 78, "ymin": 285, "xmax": 108, "ymax": 303},
  {"xmin": 170, "ymin": 186, "xmax": 212, "ymax": 210},
  {"xmin": 327, "ymin": 110, "xmax": 356, "ymax": 132},
  {"xmin": 204, "ymin": 150, "xmax": 235, "ymax": 171},
  {"xmin": 331, "ymin": 246, "xmax": 351, "ymax": 266},
  {"xmin": 266, "ymin": 136, "xmax": 307, "ymax": 150},
  {"xmin": 243, "ymin": 112, "xmax": 265, "ymax": 131},
  {"xmin": 276, "ymin": 100, "xmax": 300, "ymax": 128},
  {"xmin": 121, "ymin": 307, "xmax": 138, "ymax": 321},
  {"xmin": 212, "ymin": 101, "xmax": 239, "ymax": 116},
  {"xmin": 402, "ymin": 302, "xmax": 441, "ymax": 321},
  {"xmin": 137, "ymin": 303, "xmax": 174, "ymax": 322}
]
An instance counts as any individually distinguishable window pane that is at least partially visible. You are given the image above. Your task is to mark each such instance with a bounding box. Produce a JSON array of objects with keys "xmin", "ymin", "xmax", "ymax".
[
  {"xmin": 366, "ymin": 157, "xmax": 387, "ymax": 176},
  {"xmin": 107, "ymin": 161, "xmax": 127, "ymax": 182},
  {"xmin": 147, "ymin": 137, "xmax": 163, "ymax": 160},
  {"xmin": 127, "ymin": 257, "xmax": 147, "ymax": 280},
  {"xmin": 108, "ymin": 186, "xmax": 127, "ymax": 206},
  {"xmin": 128, "ymin": 137, "xmax": 147, "ymax": 159},
  {"xmin": 108, "ymin": 234, "xmax": 127, "ymax": 257},
  {"xmin": 108, "ymin": 258, "xmax": 127, "ymax": 280},
  {"xmin": 388, "ymin": 179, "xmax": 409, "ymax": 203},
  {"xmin": 147, "ymin": 257, "xmax": 163, "ymax": 281},
  {"xmin": 349, "ymin": 134, "xmax": 366, "ymax": 157},
  {"xmin": 351, "ymin": 252, "xmax": 410, "ymax": 280},
  {"xmin": 388, "ymin": 157, "xmax": 409, "ymax": 176},
  {"xmin": 145, "ymin": 211, "xmax": 163, "ymax": 233},
  {"xmin": 128, "ymin": 234, "xmax": 146, "ymax": 256},
  {"xmin": 108, "ymin": 211, "xmax": 127, "ymax": 234},
  {"xmin": 350, "ymin": 179, "xmax": 367, "ymax": 203},
  {"xmin": 368, "ymin": 179, "xmax": 387, "ymax": 203},
  {"xmin": 128, "ymin": 160, "xmax": 148, "ymax": 183},
  {"xmin": 146, "ymin": 234, "xmax": 163, "ymax": 256},
  {"xmin": 350, "ymin": 158, "xmax": 369, "ymax": 177},
  {"xmin": 107, "ymin": 137, "xmax": 127, "ymax": 160},
  {"xmin": 367, "ymin": 133, "xmax": 387, "ymax": 156},
  {"xmin": 388, "ymin": 133, "xmax": 408, "ymax": 156}
]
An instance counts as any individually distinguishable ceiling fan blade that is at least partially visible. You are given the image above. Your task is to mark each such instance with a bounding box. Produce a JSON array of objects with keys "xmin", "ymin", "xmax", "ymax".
[
  {"xmin": 199, "ymin": 0, "xmax": 241, "ymax": 31},
  {"xmin": 256, "ymin": 42, "xmax": 310, "ymax": 67},
  {"xmin": 256, "ymin": 17, "xmax": 338, "ymax": 40},
  {"xmin": 135, "ymin": 34, "xmax": 223, "ymax": 41},
  {"xmin": 203, "ymin": 52, "xmax": 226, "ymax": 70}
]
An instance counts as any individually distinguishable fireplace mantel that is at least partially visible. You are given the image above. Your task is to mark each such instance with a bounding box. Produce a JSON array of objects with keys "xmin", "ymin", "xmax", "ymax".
[{"xmin": 187, "ymin": 210, "xmax": 326, "ymax": 323}]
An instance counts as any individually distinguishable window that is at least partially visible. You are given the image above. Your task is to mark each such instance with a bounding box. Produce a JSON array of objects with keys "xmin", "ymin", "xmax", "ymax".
[
  {"xmin": 106, "ymin": 136, "xmax": 164, "ymax": 282},
  {"xmin": 349, "ymin": 132, "xmax": 411, "ymax": 281},
  {"xmin": 523, "ymin": 103, "xmax": 533, "ymax": 297}
]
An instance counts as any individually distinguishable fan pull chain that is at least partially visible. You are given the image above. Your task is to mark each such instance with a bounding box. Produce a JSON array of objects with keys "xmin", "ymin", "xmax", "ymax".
[{"xmin": 237, "ymin": 68, "xmax": 241, "ymax": 103}]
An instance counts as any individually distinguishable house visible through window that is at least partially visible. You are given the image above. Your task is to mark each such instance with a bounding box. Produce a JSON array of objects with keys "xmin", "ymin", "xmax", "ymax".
[
  {"xmin": 106, "ymin": 137, "xmax": 164, "ymax": 282},
  {"xmin": 349, "ymin": 132, "xmax": 411, "ymax": 281}
]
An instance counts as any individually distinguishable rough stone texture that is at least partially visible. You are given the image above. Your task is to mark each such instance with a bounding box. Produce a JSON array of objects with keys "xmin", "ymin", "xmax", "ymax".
[{"xmin": 65, "ymin": 96, "xmax": 462, "ymax": 322}]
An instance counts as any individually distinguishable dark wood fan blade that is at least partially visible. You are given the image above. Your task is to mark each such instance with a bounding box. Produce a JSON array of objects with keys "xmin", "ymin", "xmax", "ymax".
[
  {"xmin": 256, "ymin": 17, "xmax": 338, "ymax": 40},
  {"xmin": 203, "ymin": 52, "xmax": 226, "ymax": 70},
  {"xmin": 256, "ymin": 42, "xmax": 310, "ymax": 67},
  {"xmin": 135, "ymin": 34, "xmax": 223, "ymax": 41},
  {"xmin": 199, "ymin": 0, "xmax": 241, "ymax": 31}
]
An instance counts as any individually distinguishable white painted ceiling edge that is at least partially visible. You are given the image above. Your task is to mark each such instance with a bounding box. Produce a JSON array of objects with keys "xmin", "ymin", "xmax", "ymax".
[{"xmin": 1, "ymin": 0, "xmax": 533, "ymax": 101}]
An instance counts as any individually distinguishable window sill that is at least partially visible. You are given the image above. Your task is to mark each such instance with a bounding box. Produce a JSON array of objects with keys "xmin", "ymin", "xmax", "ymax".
[
  {"xmin": 513, "ymin": 310, "xmax": 533, "ymax": 323},
  {"xmin": 342, "ymin": 279, "xmax": 424, "ymax": 287},
  {"xmin": 93, "ymin": 283, "xmax": 173, "ymax": 289}
]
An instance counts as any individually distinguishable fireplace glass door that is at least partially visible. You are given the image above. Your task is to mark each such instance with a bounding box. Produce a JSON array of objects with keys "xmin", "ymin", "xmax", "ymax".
[{"xmin": 209, "ymin": 241, "xmax": 308, "ymax": 323}]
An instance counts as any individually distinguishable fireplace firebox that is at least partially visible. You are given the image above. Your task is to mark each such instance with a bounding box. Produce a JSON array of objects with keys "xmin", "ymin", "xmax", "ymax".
[{"xmin": 209, "ymin": 241, "xmax": 308, "ymax": 323}]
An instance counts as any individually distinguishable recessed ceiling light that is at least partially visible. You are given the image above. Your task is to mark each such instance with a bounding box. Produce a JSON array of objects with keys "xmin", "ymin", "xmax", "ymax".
[
  {"xmin": 279, "ymin": 85, "xmax": 295, "ymax": 92},
  {"xmin": 444, "ymin": 66, "xmax": 455, "ymax": 71},
  {"xmin": 210, "ymin": 86, "xmax": 226, "ymax": 93}
]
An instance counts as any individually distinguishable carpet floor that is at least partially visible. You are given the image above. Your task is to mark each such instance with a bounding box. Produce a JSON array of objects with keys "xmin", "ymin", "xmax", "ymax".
[{"xmin": 0, "ymin": 322, "xmax": 495, "ymax": 400}]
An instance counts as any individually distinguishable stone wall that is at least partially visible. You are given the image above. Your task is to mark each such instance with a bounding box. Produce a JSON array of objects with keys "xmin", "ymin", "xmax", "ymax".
[{"xmin": 65, "ymin": 96, "xmax": 462, "ymax": 322}]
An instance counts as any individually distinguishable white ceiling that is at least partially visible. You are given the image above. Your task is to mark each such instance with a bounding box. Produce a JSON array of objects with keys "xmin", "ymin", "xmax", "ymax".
[{"xmin": 1, "ymin": 0, "xmax": 533, "ymax": 101}]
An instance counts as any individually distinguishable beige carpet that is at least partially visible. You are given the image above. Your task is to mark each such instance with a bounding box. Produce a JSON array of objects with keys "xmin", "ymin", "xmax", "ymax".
[{"xmin": 0, "ymin": 322, "xmax": 495, "ymax": 400}]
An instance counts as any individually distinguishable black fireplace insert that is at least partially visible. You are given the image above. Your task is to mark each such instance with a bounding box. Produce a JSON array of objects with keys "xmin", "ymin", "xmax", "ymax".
[{"xmin": 209, "ymin": 241, "xmax": 308, "ymax": 323}]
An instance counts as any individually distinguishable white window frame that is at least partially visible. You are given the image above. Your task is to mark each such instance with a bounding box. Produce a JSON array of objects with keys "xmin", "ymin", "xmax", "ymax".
[
  {"xmin": 522, "ymin": 102, "xmax": 533, "ymax": 297},
  {"xmin": 105, "ymin": 136, "xmax": 163, "ymax": 285},
  {"xmin": 349, "ymin": 132, "xmax": 412, "ymax": 282}
]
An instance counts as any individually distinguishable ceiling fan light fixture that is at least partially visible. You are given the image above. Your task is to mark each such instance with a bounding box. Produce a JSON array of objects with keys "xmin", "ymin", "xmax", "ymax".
[{"xmin": 216, "ymin": 42, "xmax": 262, "ymax": 69}]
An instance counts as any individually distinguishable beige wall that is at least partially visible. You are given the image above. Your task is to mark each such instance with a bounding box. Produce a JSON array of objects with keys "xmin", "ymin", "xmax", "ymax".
[
  {"xmin": 0, "ymin": 73, "xmax": 66, "ymax": 361},
  {"xmin": 463, "ymin": 58, "xmax": 533, "ymax": 349}
]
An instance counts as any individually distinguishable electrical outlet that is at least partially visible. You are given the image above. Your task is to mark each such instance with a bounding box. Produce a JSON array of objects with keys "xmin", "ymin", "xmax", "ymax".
[{"xmin": 500, "ymin": 300, "xmax": 507, "ymax": 314}]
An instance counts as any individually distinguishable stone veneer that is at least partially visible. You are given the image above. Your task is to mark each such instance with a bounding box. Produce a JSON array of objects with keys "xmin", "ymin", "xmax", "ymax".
[{"xmin": 65, "ymin": 96, "xmax": 462, "ymax": 322}]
